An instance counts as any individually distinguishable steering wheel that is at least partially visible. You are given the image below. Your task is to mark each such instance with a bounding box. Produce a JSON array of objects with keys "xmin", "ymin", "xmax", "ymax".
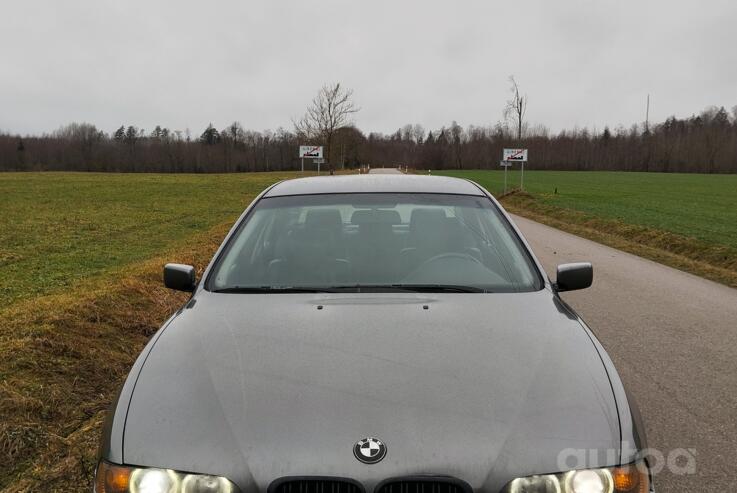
[{"xmin": 407, "ymin": 252, "xmax": 484, "ymax": 277}]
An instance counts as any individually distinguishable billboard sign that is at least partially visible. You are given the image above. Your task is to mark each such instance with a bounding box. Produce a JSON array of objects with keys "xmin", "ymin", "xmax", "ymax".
[
  {"xmin": 503, "ymin": 148, "xmax": 528, "ymax": 162},
  {"xmin": 299, "ymin": 145, "xmax": 323, "ymax": 158}
]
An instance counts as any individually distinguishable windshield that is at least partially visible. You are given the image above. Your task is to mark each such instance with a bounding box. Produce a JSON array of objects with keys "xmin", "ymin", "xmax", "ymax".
[{"xmin": 208, "ymin": 193, "xmax": 542, "ymax": 293}]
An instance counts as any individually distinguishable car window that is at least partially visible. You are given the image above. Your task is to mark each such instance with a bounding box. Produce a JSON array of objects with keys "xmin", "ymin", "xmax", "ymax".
[{"xmin": 208, "ymin": 193, "xmax": 542, "ymax": 293}]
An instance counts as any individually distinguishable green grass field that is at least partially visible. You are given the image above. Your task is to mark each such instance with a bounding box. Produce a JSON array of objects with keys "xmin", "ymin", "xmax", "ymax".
[
  {"xmin": 438, "ymin": 170, "xmax": 737, "ymax": 252},
  {"xmin": 0, "ymin": 172, "xmax": 303, "ymax": 305},
  {"xmin": 2, "ymin": 170, "xmax": 735, "ymax": 307}
]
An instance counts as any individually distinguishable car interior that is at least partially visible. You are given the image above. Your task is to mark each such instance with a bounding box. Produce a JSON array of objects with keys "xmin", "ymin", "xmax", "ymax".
[{"xmin": 213, "ymin": 197, "xmax": 540, "ymax": 291}]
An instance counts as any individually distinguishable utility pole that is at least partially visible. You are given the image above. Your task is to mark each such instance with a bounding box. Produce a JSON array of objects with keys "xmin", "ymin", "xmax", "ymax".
[{"xmin": 645, "ymin": 94, "xmax": 650, "ymax": 133}]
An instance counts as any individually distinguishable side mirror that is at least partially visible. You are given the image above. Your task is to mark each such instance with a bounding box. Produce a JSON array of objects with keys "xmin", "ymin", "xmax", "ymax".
[
  {"xmin": 555, "ymin": 262, "xmax": 593, "ymax": 292},
  {"xmin": 164, "ymin": 263, "xmax": 196, "ymax": 292}
]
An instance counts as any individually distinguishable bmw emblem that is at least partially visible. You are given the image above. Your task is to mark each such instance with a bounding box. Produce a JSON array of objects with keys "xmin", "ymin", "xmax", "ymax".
[{"xmin": 353, "ymin": 437, "xmax": 387, "ymax": 464}]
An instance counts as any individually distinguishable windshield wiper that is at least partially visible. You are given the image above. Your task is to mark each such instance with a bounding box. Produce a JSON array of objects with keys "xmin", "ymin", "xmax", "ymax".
[
  {"xmin": 212, "ymin": 286, "xmax": 338, "ymax": 293},
  {"xmin": 389, "ymin": 284, "xmax": 486, "ymax": 293},
  {"xmin": 325, "ymin": 284, "xmax": 486, "ymax": 293},
  {"xmin": 214, "ymin": 284, "xmax": 487, "ymax": 294}
]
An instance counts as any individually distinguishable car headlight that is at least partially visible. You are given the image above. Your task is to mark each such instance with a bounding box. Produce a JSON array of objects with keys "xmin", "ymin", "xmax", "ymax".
[
  {"xmin": 95, "ymin": 461, "xmax": 239, "ymax": 493},
  {"xmin": 504, "ymin": 462, "xmax": 650, "ymax": 493}
]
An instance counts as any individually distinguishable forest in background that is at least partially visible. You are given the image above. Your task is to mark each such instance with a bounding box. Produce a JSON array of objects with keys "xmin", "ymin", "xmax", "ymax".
[{"xmin": 1, "ymin": 104, "xmax": 736, "ymax": 173}]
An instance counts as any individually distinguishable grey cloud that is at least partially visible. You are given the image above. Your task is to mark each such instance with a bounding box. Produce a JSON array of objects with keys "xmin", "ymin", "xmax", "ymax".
[{"xmin": 1, "ymin": 0, "xmax": 735, "ymax": 136}]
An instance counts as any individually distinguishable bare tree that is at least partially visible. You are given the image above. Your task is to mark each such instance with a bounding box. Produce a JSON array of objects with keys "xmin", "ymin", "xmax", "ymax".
[
  {"xmin": 294, "ymin": 82, "xmax": 359, "ymax": 173},
  {"xmin": 401, "ymin": 124, "xmax": 414, "ymax": 142},
  {"xmin": 504, "ymin": 76, "xmax": 527, "ymax": 141},
  {"xmin": 225, "ymin": 121, "xmax": 245, "ymax": 145},
  {"xmin": 449, "ymin": 121, "xmax": 463, "ymax": 168},
  {"xmin": 412, "ymin": 124, "xmax": 425, "ymax": 144}
]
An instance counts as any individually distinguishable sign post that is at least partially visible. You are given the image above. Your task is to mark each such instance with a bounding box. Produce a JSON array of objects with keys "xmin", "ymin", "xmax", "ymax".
[
  {"xmin": 521, "ymin": 161, "xmax": 524, "ymax": 191},
  {"xmin": 499, "ymin": 160, "xmax": 512, "ymax": 193},
  {"xmin": 502, "ymin": 148, "xmax": 529, "ymax": 191},
  {"xmin": 314, "ymin": 158, "xmax": 325, "ymax": 174}
]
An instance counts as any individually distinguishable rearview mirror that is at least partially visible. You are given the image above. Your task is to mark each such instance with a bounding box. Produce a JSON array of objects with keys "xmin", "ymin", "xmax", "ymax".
[
  {"xmin": 164, "ymin": 263, "xmax": 196, "ymax": 292},
  {"xmin": 555, "ymin": 262, "xmax": 593, "ymax": 292}
]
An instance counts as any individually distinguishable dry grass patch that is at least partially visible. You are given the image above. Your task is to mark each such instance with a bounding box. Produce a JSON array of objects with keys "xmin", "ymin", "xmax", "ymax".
[{"xmin": 0, "ymin": 222, "xmax": 231, "ymax": 493}]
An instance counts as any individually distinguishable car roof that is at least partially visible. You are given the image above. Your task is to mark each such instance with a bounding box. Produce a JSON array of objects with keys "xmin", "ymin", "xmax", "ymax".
[{"xmin": 263, "ymin": 174, "xmax": 485, "ymax": 197}]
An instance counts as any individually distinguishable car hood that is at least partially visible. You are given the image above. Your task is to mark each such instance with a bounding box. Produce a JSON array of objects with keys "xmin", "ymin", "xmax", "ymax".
[{"xmin": 123, "ymin": 290, "xmax": 620, "ymax": 492}]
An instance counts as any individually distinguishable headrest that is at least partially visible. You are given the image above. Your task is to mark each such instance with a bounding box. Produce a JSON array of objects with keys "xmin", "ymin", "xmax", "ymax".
[
  {"xmin": 351, "ymin": 209, "xmax": 402, "ymax": 225},
  {"xmin": 409, "ymin": 208, "xmax": 447, "ymax": 232},
  {"xmin": 305, "ymin": 208, "xmax": 343, "ymax": 231}
]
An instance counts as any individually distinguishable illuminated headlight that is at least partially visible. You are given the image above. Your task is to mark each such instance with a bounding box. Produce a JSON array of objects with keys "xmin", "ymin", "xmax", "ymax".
[
  {"xmin": 504, "ymin": 461, "xmax": 650, "ymax": 493},
  {"xmin": 95, "ymin": 461, "xmax": 238, "ymax": 493}
]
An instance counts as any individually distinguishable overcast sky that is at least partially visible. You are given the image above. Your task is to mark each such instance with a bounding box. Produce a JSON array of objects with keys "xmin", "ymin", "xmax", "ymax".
[{"xmin": 1, "ymin": 0, "xmax": 736, "ymax": 136}]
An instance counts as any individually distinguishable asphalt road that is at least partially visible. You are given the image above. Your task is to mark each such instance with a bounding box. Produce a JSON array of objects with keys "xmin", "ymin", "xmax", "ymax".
[
  {"xmin": 368, "ymin": 167, "xmax": 404, "ymax": 174},
  {"xmin": 512, "ymin": 214, "xmax": 737, "ymax": 492}
]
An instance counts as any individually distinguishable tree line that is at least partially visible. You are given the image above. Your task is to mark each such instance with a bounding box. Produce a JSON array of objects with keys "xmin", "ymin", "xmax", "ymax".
[{"xmin": 2, "ymin": 106, "xmax": 736, "ymax": 174}]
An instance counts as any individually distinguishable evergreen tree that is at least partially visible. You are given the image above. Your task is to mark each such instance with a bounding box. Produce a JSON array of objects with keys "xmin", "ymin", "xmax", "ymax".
[
  {"xmin": 125, "ymin": 126, "xmax": 138, "ymax": 144},
  {"xmin": 200, "ymin": 123, "xmax": 220, "ymax": 145},
  {"xmin": 113, "ymin": 125, "xmax": 126, "ymax": 142}
]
